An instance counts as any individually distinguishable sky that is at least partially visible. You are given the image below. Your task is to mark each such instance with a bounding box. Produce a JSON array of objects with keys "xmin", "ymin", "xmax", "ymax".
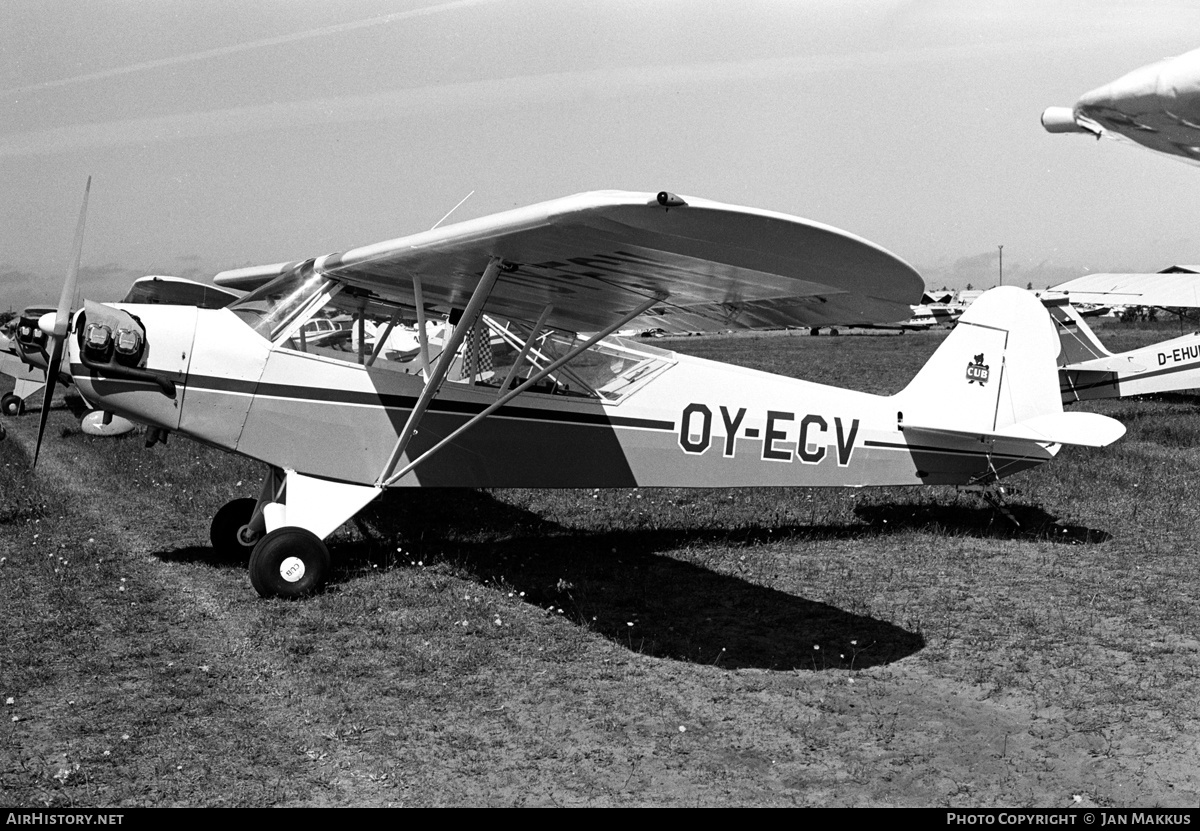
[{"xmin": 2, "ymin": 0, "xmax": 1200, "ymax": 313}]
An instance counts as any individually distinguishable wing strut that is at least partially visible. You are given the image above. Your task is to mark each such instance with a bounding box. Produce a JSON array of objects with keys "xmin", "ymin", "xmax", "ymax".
[
  {"xmin": 496, "ymin": 305, "xmax": 554, "ymax": 396},
  {"xmin": 376, "ymin": 256, "xmax": 504, "ymax": 485},
  {"xmin": 366, "ymin": 309, "xmax": 402, "ymax": 367},
  {"xmin": 379, "ymin": 294, "xmax": 661, "ymax": 488},
  {"xmin": 413, "ymin": 275, "xmax": 431, "ymax": 378}
]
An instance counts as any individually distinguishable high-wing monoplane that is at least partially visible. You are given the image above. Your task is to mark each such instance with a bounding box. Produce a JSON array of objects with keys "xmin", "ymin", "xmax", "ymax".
[
  {"xmin": 1047, "ymin": 271, "xmax": 1200, "ymax": 402},
  {"xmin": 1042, "ymin": 47, "xmax": 1200, "ymax": 164},
  {"xmin": 42, "ymin": 189, "xmax": 1123, "ymax": 598}
]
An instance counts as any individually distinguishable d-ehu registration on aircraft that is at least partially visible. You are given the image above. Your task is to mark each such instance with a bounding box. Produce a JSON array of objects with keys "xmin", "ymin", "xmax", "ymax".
[{"xmin": 38, "ymin": 188, "xmax": 1123, "ymax": 598}]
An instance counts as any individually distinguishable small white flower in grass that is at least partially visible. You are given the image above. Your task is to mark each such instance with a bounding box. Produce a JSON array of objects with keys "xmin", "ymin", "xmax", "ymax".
[
  {"xmin": 121, "ymin": 734, "xmax": 130, "ymax": 741},
  {"xmin": 4, "ymin": 697, "xmax": 12, "ymax": 706},
  {"xmin": 678, "ymin": 725, "xmax": 686, "ymax": 733},
  {"xmin": 627, "ymin": 621, "xmax": 634, "ymax": 627},
  {"xmin": 103, "ymin": 750, "xmax": 110, "ymax": 757},
  {"xmin": 1073, "ymin": 795, "xmax": 1082, "ymax": 804},
  {"xmin": 813, "ymin": 645, "xmax": 819, "ymax": 651},
  {"xmin": 11, "ymin": 716, "xmax": 18, "ymax": 722}
]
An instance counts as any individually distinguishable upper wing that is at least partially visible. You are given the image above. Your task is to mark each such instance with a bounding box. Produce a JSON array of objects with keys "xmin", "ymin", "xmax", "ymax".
[
  {"xmin": 220, "ymin": 191, "xmax": 923, "ymax": 335},
  {"xmin": 1051, "ymin": 272, "xmax": 1200, "ymax": 308},
  {"xmin": 1042, "ymin": 47, "xmax": 1200, "ymax": 165}
]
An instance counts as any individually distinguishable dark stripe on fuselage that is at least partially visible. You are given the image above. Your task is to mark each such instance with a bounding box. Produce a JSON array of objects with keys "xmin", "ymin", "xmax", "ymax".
[
  {"xmin": 1060, "ymin": 359, "xmax": 1200, "ymax": 394},
  {"xmin": 74, "ymin": 365, "xmax": 676, "ymax": 432},
  {"xmin": 864, "ymin": 438, "xmax": 1046, "ymax": 462}
]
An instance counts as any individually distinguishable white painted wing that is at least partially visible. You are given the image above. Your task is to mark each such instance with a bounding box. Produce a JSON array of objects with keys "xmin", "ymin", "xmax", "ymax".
[
  {"xmin": 1051, "ymin": 272, "xmax": 1200, "ymax": 308},
  {"xmin": 307, "ymin": 191, "xmax": 922, "ymax": 335}
]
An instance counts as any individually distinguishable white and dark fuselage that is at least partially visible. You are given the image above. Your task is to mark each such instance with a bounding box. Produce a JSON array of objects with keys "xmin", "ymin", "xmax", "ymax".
[{"xmin": 69, "ymin": 299, "xmax": 1057, "ymax": 494}]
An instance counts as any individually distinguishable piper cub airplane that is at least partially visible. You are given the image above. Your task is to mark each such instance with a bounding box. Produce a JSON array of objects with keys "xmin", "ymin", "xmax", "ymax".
[
  {"xmin": 41, "ymin": 189, "xmax": 1124, "ymax": 598},
  {"xmin": 1047, "ymin": 271, "xmax": 1200, "ymax": 402}
]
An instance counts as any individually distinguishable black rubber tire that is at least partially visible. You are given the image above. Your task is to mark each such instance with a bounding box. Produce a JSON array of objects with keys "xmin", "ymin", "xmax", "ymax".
[
  {"xmin": 249, "ymin": 527, "xmax": 330, "ymax": 599},
  {"xmin": 1, "ymin": 393, "xmax": 23, "ymax": 417},
  {"xmin": 209, "ymin": 497, "xmax": 259, "ymax": 561}
]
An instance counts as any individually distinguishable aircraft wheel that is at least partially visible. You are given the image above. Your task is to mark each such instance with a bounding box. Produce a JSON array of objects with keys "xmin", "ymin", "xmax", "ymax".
[
  {"xmin": 249, "ymin": 527, "xmax": 330, "ymax": 599},
  {"xmin": 209, "ymin": 497, "xmax": 259, "ymax": 561},
  {"xmin": 1, "ymin": 393, "xmax": 24, "ymax": 417}
]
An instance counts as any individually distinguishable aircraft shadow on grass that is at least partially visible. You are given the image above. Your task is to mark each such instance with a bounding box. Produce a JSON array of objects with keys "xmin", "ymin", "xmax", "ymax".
[{"xmin": 160, "ymin": 487, "xmax": 1109, "ymax": 671}]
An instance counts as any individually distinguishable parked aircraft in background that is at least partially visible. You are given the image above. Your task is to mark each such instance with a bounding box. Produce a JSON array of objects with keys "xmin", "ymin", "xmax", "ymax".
[
  {"xmin": 809, "ymin": 291, "xmax": 964, "ymax": 335},
  {"xmin": 39, "ymin": 188, "xmax": 1123, "ymax": 599},
  {"xmin": 1047, "ymin": 271, "xmax": 1200, "ymax": 402},
  {"xmin": 1042, "ymin": 46, "xmax": 1200, "ymax": 165}
]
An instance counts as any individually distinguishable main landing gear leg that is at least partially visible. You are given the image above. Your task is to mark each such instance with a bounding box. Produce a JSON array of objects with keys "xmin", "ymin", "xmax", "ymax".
[
  {"xmin": 246, "ymin": 469, "xmax": 380, "ymax": 599},
  {"xmin": 209, "ymin": 467, "xmax": 282, "ymax": 561}
]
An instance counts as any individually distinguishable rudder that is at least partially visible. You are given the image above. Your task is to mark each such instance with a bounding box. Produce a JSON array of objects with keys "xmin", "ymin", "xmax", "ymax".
[{"xmin": 893, "ymin": 286, "xmax": 1063, "ymax": 433}]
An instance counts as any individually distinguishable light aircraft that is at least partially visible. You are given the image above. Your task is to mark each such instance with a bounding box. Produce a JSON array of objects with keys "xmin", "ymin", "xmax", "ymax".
[
  {"xmin": 808, "ymin": 291, "xmax": 963, "ymax": 336},
  {"xmin": 1047, "ymin": 271, "xmax": 1200, "ymax": 402},
  {"xmin": 1042, "ymin": 47, "xmax": 1200, "ymax": 165},
  {"xmin": 38, "ymin": 187, "xmax": 1124, "ymax": 598}
]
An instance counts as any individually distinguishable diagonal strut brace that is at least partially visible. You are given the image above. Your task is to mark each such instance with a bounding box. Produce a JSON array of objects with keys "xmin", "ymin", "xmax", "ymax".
[
  {"xmin": 376, "ymin": 256, "xmax": 504, "ymax": 485},
  {"xmin": 380, "ymin": 294, "xmax": 662, "ymax": 487}
]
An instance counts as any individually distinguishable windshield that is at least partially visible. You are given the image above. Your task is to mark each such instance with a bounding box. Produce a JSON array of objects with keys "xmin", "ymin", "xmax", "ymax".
[{"xmin": 228, "ymin": 260, "xmax": 340, "ymax": 342}]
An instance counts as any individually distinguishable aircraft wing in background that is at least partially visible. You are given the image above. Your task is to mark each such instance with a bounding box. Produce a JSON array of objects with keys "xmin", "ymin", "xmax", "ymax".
[
  {"xmin": 1043, "ymin": 47, "xmax": 1200, "ymax": 165},
  {"xmin": 1050, "ymin": 272, "xmax": 1200, "ymax": 308}
]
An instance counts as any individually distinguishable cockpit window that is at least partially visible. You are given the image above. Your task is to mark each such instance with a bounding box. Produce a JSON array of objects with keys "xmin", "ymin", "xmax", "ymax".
[{"xmin": 228, "ymin": 260, "xmax": 341, "ymax": 342}]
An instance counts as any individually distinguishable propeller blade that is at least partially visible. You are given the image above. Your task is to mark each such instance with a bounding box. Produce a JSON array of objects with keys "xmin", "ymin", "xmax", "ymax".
[
  {"xmin": 34, "ymin": 176, "xmax": 91, "ymax": 468},
  {"xmin": 54, "ymin": 176, "xmax": 91, "ymax": 337},
  {"xmin": 32, "ymin": 338, "xmax": 63, "ymax": 467}
]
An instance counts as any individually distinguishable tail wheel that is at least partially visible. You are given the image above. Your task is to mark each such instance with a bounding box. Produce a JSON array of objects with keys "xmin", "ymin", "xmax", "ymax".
[
  {"xmin": 1, "ymin": 393, "xmax": 24, "ymax": 417},
  {"xmin": 209, "ymin": 497, "xmax": 259, "ymax": 561},
  {"xmin": 249, "ymin": 527, "xmax": 330, "ymax": 599}
]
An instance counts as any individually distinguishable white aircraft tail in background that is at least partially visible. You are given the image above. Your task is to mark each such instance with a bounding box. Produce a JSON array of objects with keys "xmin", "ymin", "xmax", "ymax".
[{"xmin": 1045, "ymin": 295, "xmax": 1200, "ymax": 403}]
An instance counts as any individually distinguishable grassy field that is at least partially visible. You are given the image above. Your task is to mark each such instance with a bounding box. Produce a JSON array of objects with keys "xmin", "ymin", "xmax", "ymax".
[{"xmin": 2, "ymin": 319, "xmax": 1199, "ymax": 807}]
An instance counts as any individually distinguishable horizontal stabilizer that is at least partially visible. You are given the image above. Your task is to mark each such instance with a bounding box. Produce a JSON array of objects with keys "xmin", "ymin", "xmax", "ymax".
[{"xmin": 905, "ymin": 411, "xmax": 1124, "ymax": 448}]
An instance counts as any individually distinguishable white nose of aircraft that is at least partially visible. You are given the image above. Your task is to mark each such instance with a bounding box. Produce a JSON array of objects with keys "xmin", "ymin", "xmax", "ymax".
[{"xmin": 37, "ymin": 311, "xmax": 58, "ymax": 338}]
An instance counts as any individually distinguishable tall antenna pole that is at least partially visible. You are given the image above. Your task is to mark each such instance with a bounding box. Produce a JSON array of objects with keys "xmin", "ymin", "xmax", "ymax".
[{"xmin": 998, "ymin": 245, "xmax": 1004, "ymax": 287}]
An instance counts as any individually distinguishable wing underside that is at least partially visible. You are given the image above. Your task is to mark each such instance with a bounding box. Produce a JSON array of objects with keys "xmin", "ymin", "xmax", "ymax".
[
  {"xmin": 1051, "ymin": 272, "xmax": 1200, "ymax": 308},
  {"xmin": 224, "ymin": 191, "xmax": 924, "ymax": 335}
]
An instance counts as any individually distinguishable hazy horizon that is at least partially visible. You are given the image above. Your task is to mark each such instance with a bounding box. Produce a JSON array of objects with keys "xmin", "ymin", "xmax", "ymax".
[{"xmin": 3, "ymin": 0, "xmax": 1198, "ymax": 312}]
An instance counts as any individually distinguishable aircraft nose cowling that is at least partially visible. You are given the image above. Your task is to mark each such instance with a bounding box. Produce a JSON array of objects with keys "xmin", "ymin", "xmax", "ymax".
[{"xmin": 69, "ymin": 301, "xmax": 198, "ymax": 432}]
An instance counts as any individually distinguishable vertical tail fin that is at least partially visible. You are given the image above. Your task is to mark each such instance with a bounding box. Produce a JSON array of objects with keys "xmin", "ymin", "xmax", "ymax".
[
  {"xmin": 893, "ymin": 286, "xmax": 1123, "ymax": 447},
  {"xmin": 894, "ymin": 286, "xmax": 1062, "ymax": 433},
  {"xmin": 1042, "ymin": 295, "xmax": 1114, "ymax": 365}
]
